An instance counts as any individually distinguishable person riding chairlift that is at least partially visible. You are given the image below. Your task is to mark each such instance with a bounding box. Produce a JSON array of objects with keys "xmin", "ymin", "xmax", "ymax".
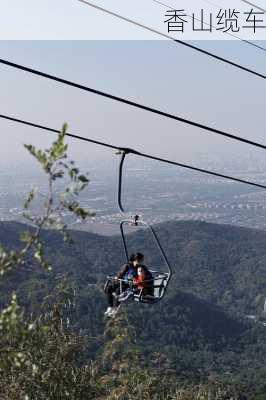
[
  {"xmin": 134, "ymin": 261, "xmax": 154, "ymax": 297},
  {"xmin": 105, "ymin": 253, "xmax": 151, "ymax": 317},
  {"xmin": 105, "ymin": 253, "xmax": 138, "ymax": 317},
  {"xmin": 118, "ymin": 253, "xmax": 154, "ymax": 302}
]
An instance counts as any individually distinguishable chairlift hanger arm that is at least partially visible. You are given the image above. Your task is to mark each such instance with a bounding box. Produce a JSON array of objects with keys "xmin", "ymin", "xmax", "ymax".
[
  {"xmin": 120, "ymin": 220, "xmax": 173, "ymax": 279},
  {"xmin": 118, "ymin": 151, "xmax": 127, "ymax": 214},
  {"xmin": 118, "ymin": 148, "xmax": 141, "ymax": 214},
  {"xmin": 117, "ymin": 149, "xmax": 173, "ymax": 291},
  {"xmin": 148, "ymin": 224, "xmax": 173, "ymax": 277}
]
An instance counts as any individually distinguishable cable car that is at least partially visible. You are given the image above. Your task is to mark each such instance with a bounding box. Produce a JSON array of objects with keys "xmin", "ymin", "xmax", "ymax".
[{"xmin": 104, "ymin": 149, "xmax": 172, "ymax": 305}]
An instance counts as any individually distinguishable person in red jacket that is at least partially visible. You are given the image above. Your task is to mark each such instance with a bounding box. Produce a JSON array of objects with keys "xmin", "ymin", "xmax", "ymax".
[
  {"xmin": 104, "ymin": 253, "xmax": 153, "ymax": 316},
  {"xmin": 134, "ymin": 258, "xmax": 154, "ymax": 296}
]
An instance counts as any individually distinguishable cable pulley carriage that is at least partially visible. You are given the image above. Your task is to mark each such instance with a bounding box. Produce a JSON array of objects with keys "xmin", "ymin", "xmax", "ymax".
[{"xmin": 105, "ymin": 149, "xmax": 172, "ymax": 305}]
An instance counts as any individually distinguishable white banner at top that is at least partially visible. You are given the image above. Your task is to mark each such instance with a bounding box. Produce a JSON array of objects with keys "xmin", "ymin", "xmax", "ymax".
[{"xmin": 0, "ymin": 0, "xmax": 265, "ymax": 40}]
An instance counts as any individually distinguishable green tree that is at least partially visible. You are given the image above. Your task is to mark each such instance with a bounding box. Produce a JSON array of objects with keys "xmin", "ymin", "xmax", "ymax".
[{"xmin": 0, "ymin": 125, "xmax": 98, "ymax": 399}]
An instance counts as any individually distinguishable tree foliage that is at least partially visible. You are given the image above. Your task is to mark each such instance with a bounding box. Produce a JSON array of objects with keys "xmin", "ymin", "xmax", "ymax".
[{"xmin": 0, "ymin": 126, "xmax": 264, "ymax": 399}]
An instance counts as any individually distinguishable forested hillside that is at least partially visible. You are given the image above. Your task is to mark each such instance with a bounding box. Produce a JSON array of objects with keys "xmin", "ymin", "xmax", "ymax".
[
  {"xmin": 0, "ymin": 220, "xmax": 265, "ymax": 398},
  {"xmin": 1, "ymin": 219, "xmax": 265, "ymax": 316}
]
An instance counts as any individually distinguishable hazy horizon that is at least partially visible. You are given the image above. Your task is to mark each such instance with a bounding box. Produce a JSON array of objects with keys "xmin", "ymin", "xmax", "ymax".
[{"xmin": 0, "ymin": 40, "xmax": 265, "ymax": 177}]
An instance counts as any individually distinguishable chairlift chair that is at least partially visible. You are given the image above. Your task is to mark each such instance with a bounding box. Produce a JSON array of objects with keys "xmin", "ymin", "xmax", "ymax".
[{"xmin": 104, "ymin": 149, "xmax": 172, "ymax": 305}]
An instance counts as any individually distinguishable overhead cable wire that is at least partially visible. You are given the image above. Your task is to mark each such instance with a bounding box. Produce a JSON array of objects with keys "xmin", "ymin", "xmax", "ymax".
[
  {"xmin": 0, "ymin": 113, "xmax": 118, "ymax": 151},
  {"xmin": 204, "ymin": 0, "xmax": 266, "ymax": 14},
  {"xmin": 152, "ymin": 0, "xmax": 266, "ymax": 52},
  {"xmin": 77, "ymin": 0, "xmax": 265, "ymax": 79},
  {"xmin": 0, "ymin": 57, "xmax": 265, "ymax": 150},
  {"xmin": 238, "ymin": 0, "xmax": 266, "ymax": 12},
  {"xmin": 1, "ymin": 113, "xmax": 266, "ymax": 190}
]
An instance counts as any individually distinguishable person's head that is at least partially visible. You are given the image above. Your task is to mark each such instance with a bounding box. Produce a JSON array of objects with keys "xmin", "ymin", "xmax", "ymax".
[
  {"xmin": 133, "ymin": 252, "xmax": 144, "ymax": 266},
  {"xmin": 129, "ymin": 254, "xmax": 135, "ymax": 263}
]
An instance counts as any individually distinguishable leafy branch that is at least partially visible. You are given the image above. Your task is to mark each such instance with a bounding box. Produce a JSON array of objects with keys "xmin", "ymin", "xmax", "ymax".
[{"xmin": 0, "ymin": 123, "xmax": 94, "ymax": 275}]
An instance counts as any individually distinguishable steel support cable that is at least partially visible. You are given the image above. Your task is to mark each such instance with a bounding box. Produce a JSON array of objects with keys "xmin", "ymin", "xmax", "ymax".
[
  {"xmin": 0, "ymin": 58, "xmax": 265, "ymax": 148},
  {"xmin": 1, "ymin": 112, "xmax": 266, "ymax": 190},
  {"xmin": 204, "ymin": 0, "xmax": 266, "ymax": 14},
  {"xmin": 152, "ymin": 0, "xmax": 266, "ymax": 52},
  {"xmin": 77, "ymin": 0, "xmax": 265, "ymax": 79},
  {"xmin": 238, "ymin": 0, "xmax": 266, "ymax": 13}
]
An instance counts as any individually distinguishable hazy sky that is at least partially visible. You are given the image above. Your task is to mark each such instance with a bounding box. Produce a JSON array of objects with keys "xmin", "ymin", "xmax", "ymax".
[{"xmin": 0, "ymin": 39, "xmax": 265, "ymax": 174}]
